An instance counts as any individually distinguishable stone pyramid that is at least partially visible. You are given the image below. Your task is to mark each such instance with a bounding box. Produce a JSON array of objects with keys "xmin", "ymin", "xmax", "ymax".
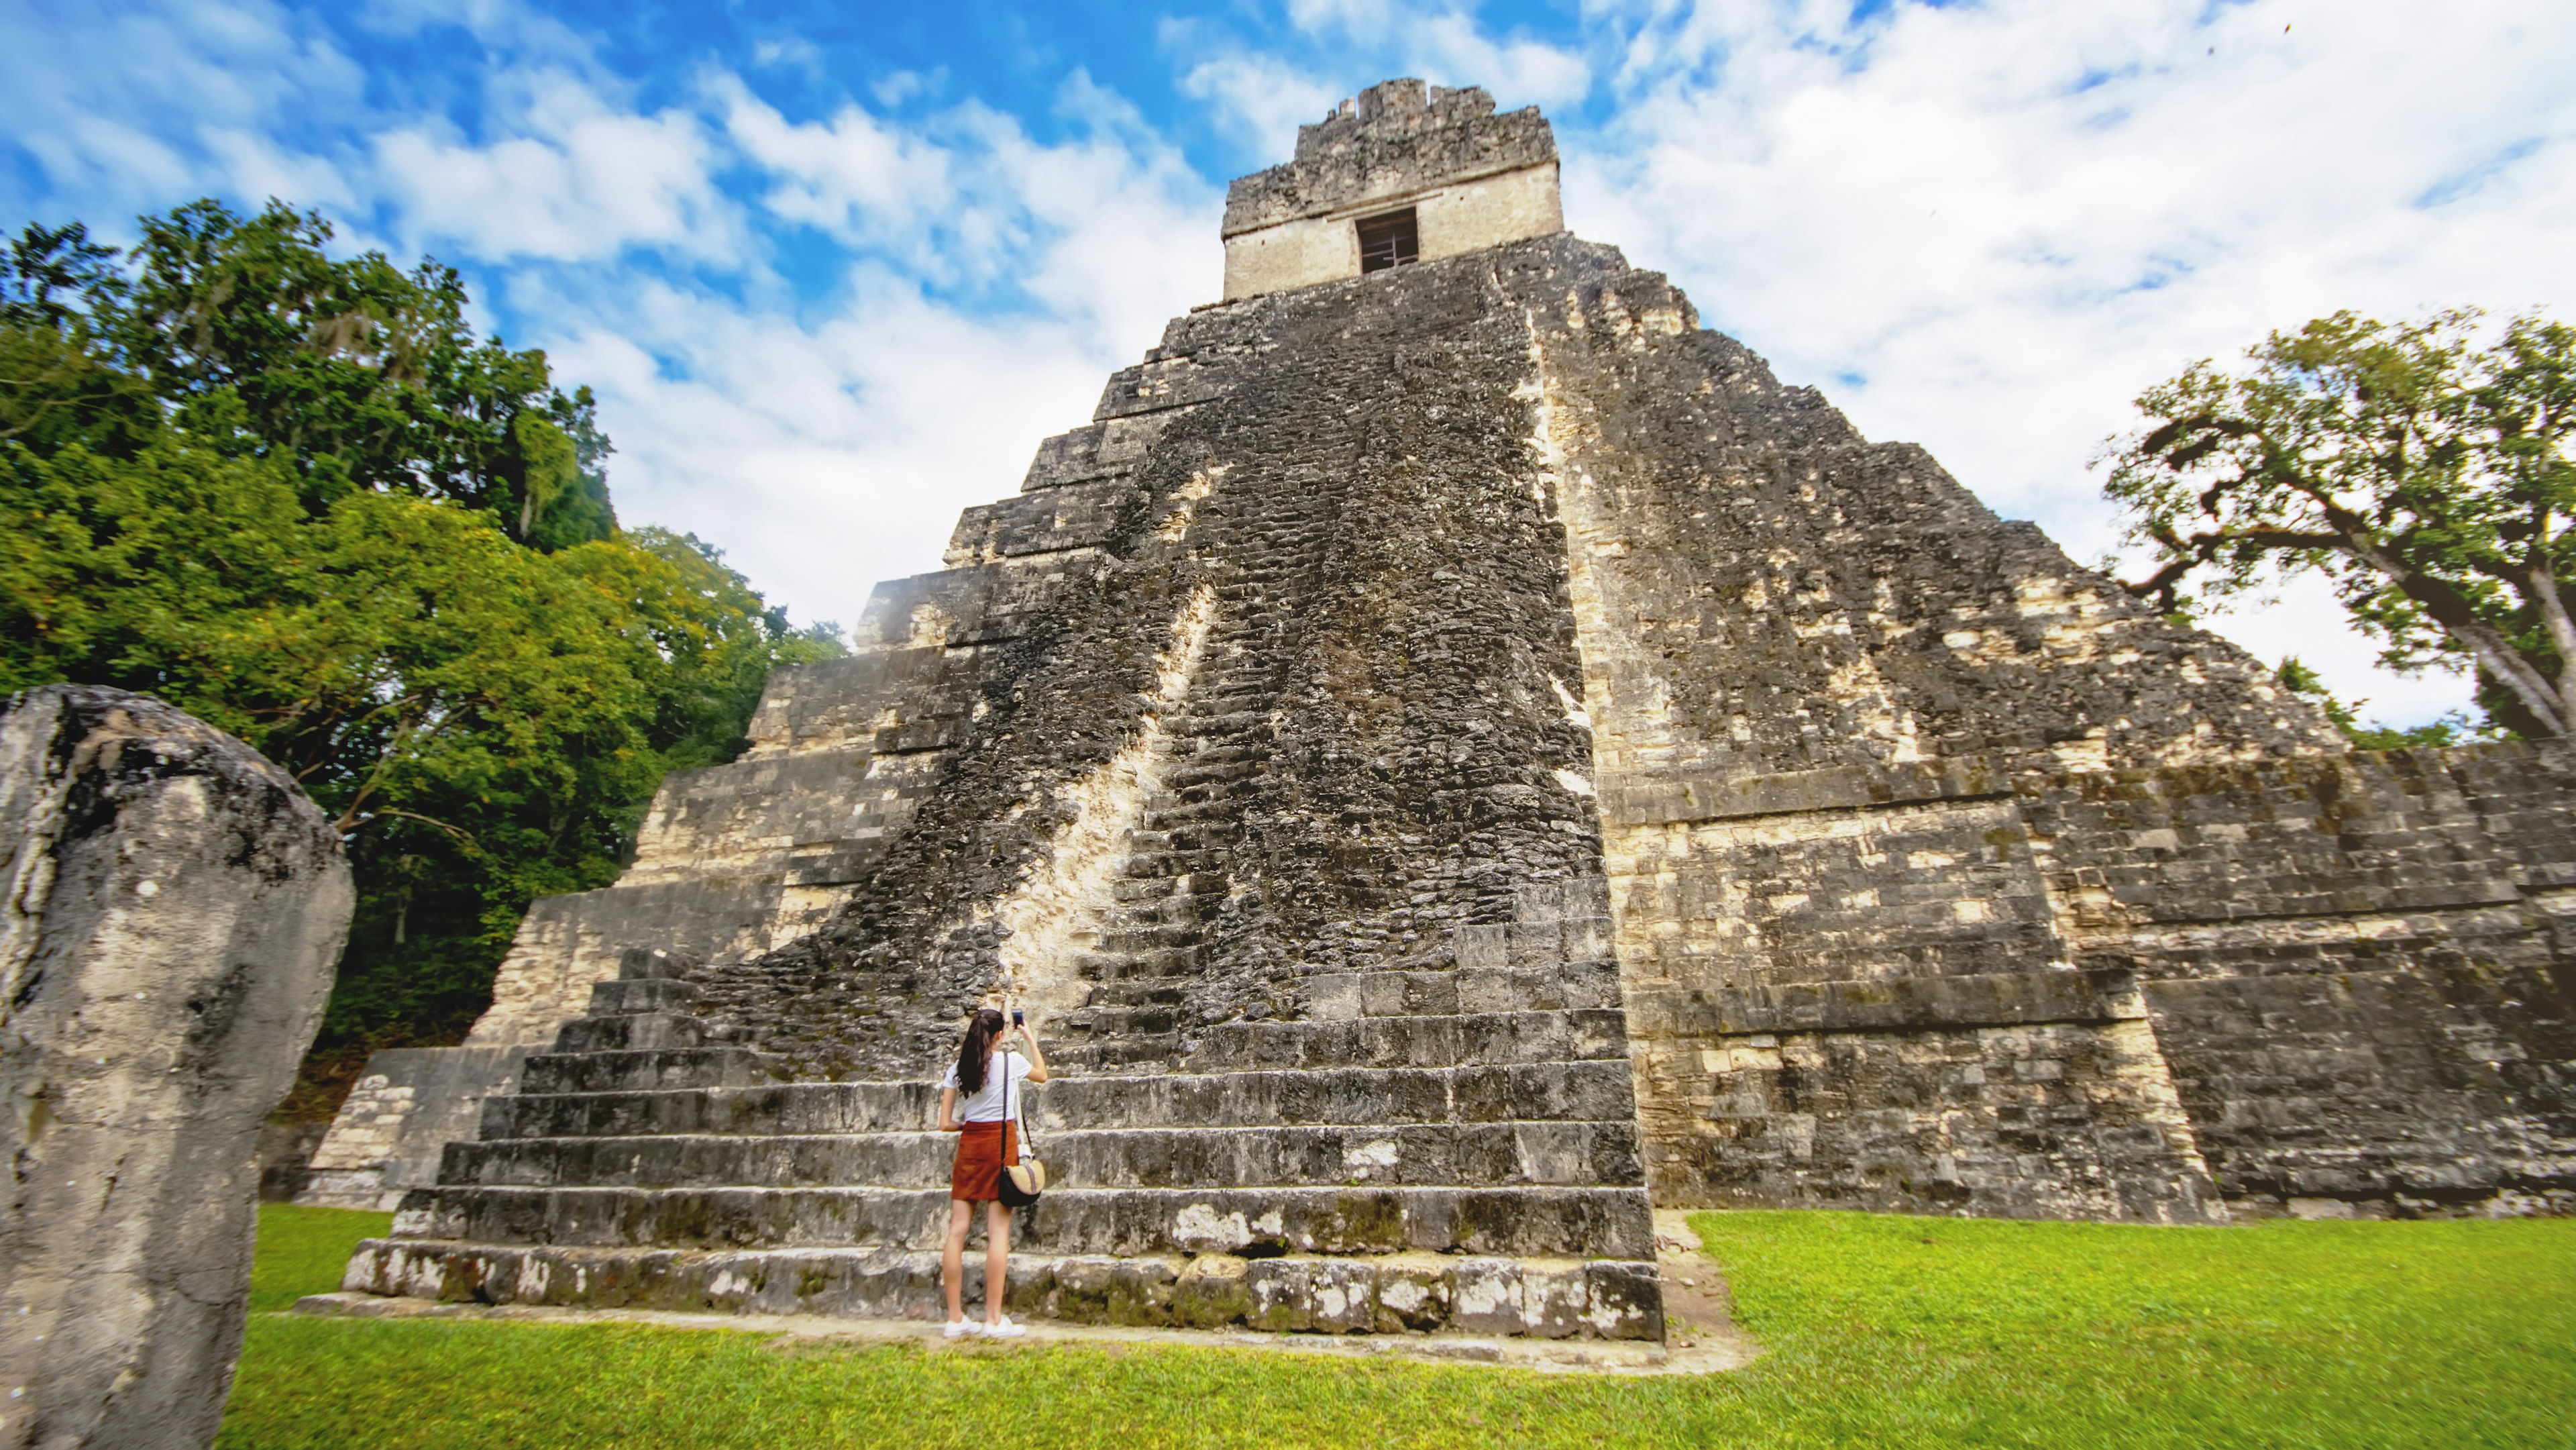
[{"xmin": 327, "ymin": 79, "xmax": 2576, "ymax": 1337}]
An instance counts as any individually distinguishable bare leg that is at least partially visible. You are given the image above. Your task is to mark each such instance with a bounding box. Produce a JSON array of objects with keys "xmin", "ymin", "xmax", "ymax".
[
  {"xmin": 984, "ymin": 1200, "xmax": 1012, "ymax": 1323},
  {"xmin": 942, "ymin": 1198, "xmax": 973, "ymax": 1323}
]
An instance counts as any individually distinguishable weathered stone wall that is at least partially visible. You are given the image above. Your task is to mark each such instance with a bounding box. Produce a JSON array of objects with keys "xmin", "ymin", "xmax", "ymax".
[
  {"xmin": 694, "ymin": 222, "xmax": 1610, "ymax": 1082},
  {"xmin": 300, "ymin": 566, "xmax": 1018, "ymax": 1206},
  {"xmin": 1222, "ymin": 78, "xmax": 1560, "ymax": 300},
  {"xmin": 0, "ymin": 686, "xmax": 350, "ymax": 1449},
  {"xmin": 2030, "ymin": 746, "xmax": 2576, "ymax": 1213},
  {"xmin": 1489, "ymin": 236, "xmax": 2331, "ymax": 1219},
  {"xmin": 1587, "ymin": 733, "xmax": 2576, "ymax": 1216},
  {"xmin": 299, "ymin": 1045, "xmax": 532, "ymax": 1208},
  {"xmin": 1222, "ymin": 79, "xmax": 1555, "ymax": 236},
  {"xmin": 1485, "ymin": 238, "xmax": 2575, "ymax": 1219}
]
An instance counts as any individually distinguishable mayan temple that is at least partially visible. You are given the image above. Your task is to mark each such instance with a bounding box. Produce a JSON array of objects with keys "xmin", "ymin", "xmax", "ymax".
[{"xmin": 317, "ymin": 79, "xmax": 2575, "ymax": 1339}]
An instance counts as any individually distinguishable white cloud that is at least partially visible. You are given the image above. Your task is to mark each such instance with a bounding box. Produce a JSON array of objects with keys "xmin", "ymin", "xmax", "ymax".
[
  {"xmin": 373, "ymin": 72, "xmax": 740, "ymax": 262},
  {"xmin": 750, "ymin": 36, "xmax": 823, "ymax": 73},
  {"xmin": 202, "ymin": 127, "xmax": 361, "ymax": 213},
  {"xmin": 1176, "ymin": 50, "xmax": 1341, "ymax": 160},
  {"xmin": 1283, "ymin": 0, "xmax": 1386, "ymax": 33},
  {"xmin": 531, "ymin": 274, "xmax": 1124, "ymax": 631},
  {"xmin": 1565, "ymin": 0, "xmax": 2576, "ymax": 725},
  {"xmin": 871, "ymin": 70, "xmax": 943, "ymax": 109},
  {"xmin": 1178, "ymin": 1, "xmax": 1590, "ymax": 163},
  {"xmin": 1405, "ymin": 11, "xmax": 1589, "ymax": 106},
  {"xmin": 992, "ymin": 75, "xmax": 1224, "ymax": 337},
  {"xmin": 508, "ymin": 76, "xmax": 1221, "ymax": 629},
  {"xmin": 0, "ymin": 0, "xmax": 366, "ymax": 225},
  {"xmin": 718, "ymin": 77, "xmax": 959, "ymax": 260},
  {"xmin": 353, "ymin": 0, "xmax": 600, "ymax": 68}
]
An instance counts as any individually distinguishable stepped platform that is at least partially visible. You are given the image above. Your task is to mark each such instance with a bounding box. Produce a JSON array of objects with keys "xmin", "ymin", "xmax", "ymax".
[
  {"xmin": 347, "ymin": 928, "xmax": 1665, "ymax": 1338},
  {"xmin": 323, "ymin": 75, "xmax": 2576, "ymax": 1335},
  {"xmin": 337, "ymin": 81, "xmax": 1699, "ymax": 1341}
]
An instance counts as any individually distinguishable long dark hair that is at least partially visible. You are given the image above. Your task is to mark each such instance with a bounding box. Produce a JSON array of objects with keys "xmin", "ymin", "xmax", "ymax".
[{"xmin": 956, "ymin": 1008, "xmax": 1006, "ymax": 1095}]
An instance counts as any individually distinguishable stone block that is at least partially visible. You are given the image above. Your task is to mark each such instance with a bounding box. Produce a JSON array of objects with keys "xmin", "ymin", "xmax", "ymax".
[
  {"xmin": 1305, "ymin": 1258, "xmax": 1381, "ymax": 1333},
  {"xmin": 1448, "ymin": 1257, "xmax": 1525, "ymax": 1335},
  {"xmin": 0, "ymin": 686, "xmax": 351, "ymax": 1450},
  {"xmin": 1045, "ymin": 1255, "xmax": 1179, "ymax": 1325},
  {"xmin": 1506, "ymin": 922, "xmax": 1564, "ymax": 969},
  {"xmin": 1171, "ymin": 1253, "xmax": 1252, "ymax": 1329},
  {"xmin": 1454, "ymin": 924, "xmax": 1509, "ymax": 971},
  {"xmin": 1522, "ymin": 1264, "xmax": 1589, "ymax": 1339},
  {"xmin": 1305, "ymin": 974, "xmax": 1362, "ymax": 1022},
  {"xmin": 1244, "ymin": 1259, "xmax": 1314, "ymax": 1333},
  {"xmin": 1373, "ymin": 1257, "xmax": 1454, "ymax": 1333},
  {"xmin": 1582, "ymin": 1260, "xmax": 1666, "ymax": 1341}
]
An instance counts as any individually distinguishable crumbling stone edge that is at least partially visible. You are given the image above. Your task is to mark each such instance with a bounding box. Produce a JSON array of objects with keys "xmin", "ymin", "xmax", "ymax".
[
  {"xmin": 340, "ymin": 1239, "xmax": 1664, "ymax": 1340},
  {"xmin": 289, "ymin": 1292, "xmax": 1758, "ymax": 1375}
]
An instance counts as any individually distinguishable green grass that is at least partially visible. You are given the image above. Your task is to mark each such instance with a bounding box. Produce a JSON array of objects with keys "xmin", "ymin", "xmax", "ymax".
[
  {"xmin": 248, "ymin": 1204, "xmax": 391, "ymax": 1312},
  {"xmin": 223, "ymin": 1205, "xmax": 2576, "ymax": 1449}
]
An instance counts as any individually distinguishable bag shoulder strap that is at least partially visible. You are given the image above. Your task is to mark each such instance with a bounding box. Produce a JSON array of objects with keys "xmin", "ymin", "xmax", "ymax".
[{"xmin": 1003, "ymin": 1048, "xmax": 1028, "ymax": 1163}]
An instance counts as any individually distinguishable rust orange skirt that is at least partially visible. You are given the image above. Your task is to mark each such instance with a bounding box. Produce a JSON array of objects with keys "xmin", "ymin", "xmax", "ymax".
[{"xmin": 951, "ymin": 1121, "xmax": 1019, "ymax": 1202}]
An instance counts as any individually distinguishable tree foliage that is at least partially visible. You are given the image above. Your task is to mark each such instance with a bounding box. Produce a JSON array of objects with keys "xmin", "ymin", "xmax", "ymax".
[
  {"xmin": 2103, "ymin": 309, "xmax": 2576, "ymax": 737},
  {"xmin": 2272, "ymin": 657, "xmax": 2475, "ymax": 751},
  {"xmin": 4, "ymin": 201, "xmax": 615, "ymax": 546},
  {"xmin": 1, "ymin": 203, "xmax": 842, "ymax": 1099}
]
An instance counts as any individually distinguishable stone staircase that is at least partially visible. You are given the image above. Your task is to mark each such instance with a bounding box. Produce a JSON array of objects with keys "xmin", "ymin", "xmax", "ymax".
[
  {"xmin": 343, "ymin": 895, "xmax": 1665, "ymax": 1339},
  {"xmin": 1041, "ymin": 462, "xmax": 1334, "ymax": 1072},
  {"xmin": 334, "ymin": 119, "xmax": 1672, "ymax": 1339}
]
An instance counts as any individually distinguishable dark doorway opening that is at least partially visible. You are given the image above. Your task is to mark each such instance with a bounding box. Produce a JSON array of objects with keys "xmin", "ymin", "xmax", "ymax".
[{"xmin": 1357, "ymin": 209, "xmax": 1420, "ymax": 273}]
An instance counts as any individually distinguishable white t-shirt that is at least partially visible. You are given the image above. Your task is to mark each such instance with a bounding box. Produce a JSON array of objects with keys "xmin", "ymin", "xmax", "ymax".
[{"xmin": 938, "ymin": 1049, "xmax": 1032, "ymax": 1124}]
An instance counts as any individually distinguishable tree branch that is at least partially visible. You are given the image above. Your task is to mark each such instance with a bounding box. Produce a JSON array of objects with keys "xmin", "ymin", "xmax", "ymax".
[
  {"xmin": 2333, "ymin": 533, "xmax": 2569, "ymax": 735},
  {"xmin": 335, "ymin": 805, "xmax": 473, "ymax": 841}
]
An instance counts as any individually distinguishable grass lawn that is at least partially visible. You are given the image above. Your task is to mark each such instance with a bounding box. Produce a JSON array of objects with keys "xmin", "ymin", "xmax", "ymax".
[{"xmin": 224, "ymin": 1204, "xmax": 2575, "ymax": 1449}]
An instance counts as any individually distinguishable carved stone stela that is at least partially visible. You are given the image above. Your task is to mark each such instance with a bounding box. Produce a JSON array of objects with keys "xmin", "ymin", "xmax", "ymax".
[
  {"xmin": 323, "ymin": 79, "xmax": 2575, "ymax": 1340},
  {"xmin": 3, "ymin": 687, "xmax": 350, "ymax": 1449}
]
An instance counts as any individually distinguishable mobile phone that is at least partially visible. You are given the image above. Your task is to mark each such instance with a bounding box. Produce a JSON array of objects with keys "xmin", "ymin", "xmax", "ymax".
[{"xmin": 1011, "ymin": 1009, "xmax": 1025, "ymax": 1026}]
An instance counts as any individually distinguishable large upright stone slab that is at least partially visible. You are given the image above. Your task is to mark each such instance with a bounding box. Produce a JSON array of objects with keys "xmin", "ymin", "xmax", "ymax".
[{"xmin": 0, "ymin": 686, "xmax": 351, "ymax": 1449}]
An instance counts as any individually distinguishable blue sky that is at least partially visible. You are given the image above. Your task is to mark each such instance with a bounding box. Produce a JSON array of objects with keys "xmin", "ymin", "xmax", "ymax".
[{"xmin": 7, "ymin": 0, "xmax": 2575, "ymax": 726}]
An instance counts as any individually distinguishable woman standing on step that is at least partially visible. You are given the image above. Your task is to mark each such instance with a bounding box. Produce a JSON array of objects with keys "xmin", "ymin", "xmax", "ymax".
[{"xmin": 938, "ymin": 1004, "xmax": 1049, "ymax": 1338}]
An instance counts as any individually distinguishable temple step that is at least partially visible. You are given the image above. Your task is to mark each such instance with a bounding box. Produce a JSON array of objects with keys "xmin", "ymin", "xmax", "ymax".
[
  {"xmin": 1186, "ymin": 1009, "xmax": 1631, "ymax": 1071},
  {"xmin": 518, "ymin": 1048, "xmax": 786, "ymax": 1095},
  {"xmin": 392, "ymin": 1182, "xmax": 1656, "ymax": 1259},
  {"xmin": 478, "ymin": 1062, "xmax": 1642, "ymax": 1141},
  {"xmin": 439, "ymin": 1120, "xmax": 1643, "ymax": 1191},
  {"xmin": 337, "ymin": 1240, "xmax": 1664, "ymax": 1340},
  {"xmin": 585, "ymin": 979, "xmax": 702, "ymax": 1015},
  {"xmin": 1307, "ymin": 960, "xmax": 1625, "ymax": 1017},
  {"xmin": 551, "ymin": 1013, "xmax": 705, "ymax": 1053}
]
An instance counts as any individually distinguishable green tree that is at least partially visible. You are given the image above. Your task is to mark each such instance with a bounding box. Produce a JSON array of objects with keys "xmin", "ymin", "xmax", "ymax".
[
  {"xmin": 2103, "ymin": 309, "xmax": 2576, "ymax": 737},
  {"xmin": 8, "ymin": 201, "xmax": 616, "ymax": 547},
  {"xmin": 1, "ymin": 203, "xmax": 843, "ymax": 1106},
  {"xmin": 2271, "ymin": 657, "xmax": 2472, "ymax": 750},
  {"xmin": 1, "ymin": 222, "xmax": 159, "ymax": 456}
]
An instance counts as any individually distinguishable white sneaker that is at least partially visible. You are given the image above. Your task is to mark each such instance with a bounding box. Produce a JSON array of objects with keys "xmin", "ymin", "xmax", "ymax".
[
  {"xmin": 977, "ymin": 1316, "xmax": 1026, "ymax": 1339},
  {"xmin": 942, "ymin": 1320, "xmax": 971, "ymax": 1339}
]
